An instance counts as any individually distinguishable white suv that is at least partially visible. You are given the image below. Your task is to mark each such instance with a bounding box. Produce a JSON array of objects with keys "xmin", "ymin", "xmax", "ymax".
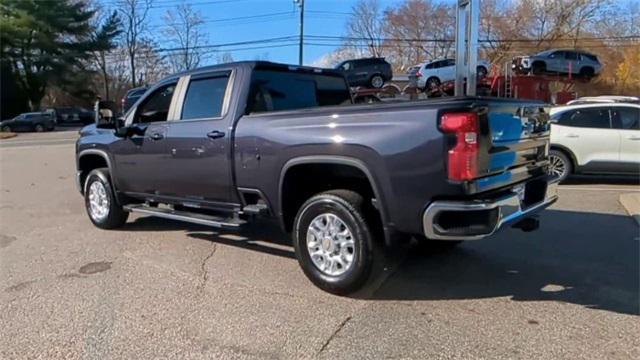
[
  {"xmin": 548, "ymin": 103, "xmax": 640, "ymax": 181},
  {"xmin": 412, "ymin": 59, "xmax": 490, "ymax": 90}
]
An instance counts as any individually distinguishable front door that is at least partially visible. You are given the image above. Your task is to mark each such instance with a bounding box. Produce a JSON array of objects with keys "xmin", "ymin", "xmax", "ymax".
[
  {"xmin": 163, "ymin": 71, "xmax": 235, "ymax": 205},
  {"xmin": 111, "ymin": 81, "xmax": 178, "ymax": 196}
]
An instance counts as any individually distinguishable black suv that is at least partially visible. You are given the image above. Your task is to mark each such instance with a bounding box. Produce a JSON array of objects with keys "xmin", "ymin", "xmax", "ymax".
[
  {"xmin": 121, "ymin": 86, "xmax": 148, "ymax": 114},
  {"xmin": 335, "ymin": 58, "xmax": 393, "ymax": 89}
]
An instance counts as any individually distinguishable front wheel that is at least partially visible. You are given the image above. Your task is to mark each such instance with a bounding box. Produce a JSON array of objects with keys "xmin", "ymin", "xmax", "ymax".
[
  {"xmin": 34, "ymin": 124, "xmax": 45, "ymax": 132},
  {"xmin": 84, "ymin": 168, "xmax": 129, "ymax": 229},
  {"xmin": 1, "ymin": 125, "xmax": 11, "ymax": 132},
  {"xmin": 548, "ymin": 150, "xmax": 572, "ymax": 182},
  {"xmin": 293, "ymin": 190, "xmax": 375, "ymax": 294}
]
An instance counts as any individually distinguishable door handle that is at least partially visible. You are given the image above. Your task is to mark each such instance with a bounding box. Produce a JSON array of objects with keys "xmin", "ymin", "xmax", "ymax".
[
  {"xmin": 207, "ymin": 130, "xmax": 225, "ymax": 139},
  {"xmin": 628, "ymin": 136, "xmax": 640, "ymax": 141},
  {"xmin": 566, "ymin": 134, "xmax": 579, "ymax": 138},
  {"xmin": 149, "ymin": 132, "xmax": 164, "ymax": 141}
]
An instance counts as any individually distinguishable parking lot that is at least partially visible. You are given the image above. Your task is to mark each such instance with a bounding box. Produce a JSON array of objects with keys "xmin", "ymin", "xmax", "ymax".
[{"xmin": 1, "ymin": 130, "xmax": 638, "ymax": 359}]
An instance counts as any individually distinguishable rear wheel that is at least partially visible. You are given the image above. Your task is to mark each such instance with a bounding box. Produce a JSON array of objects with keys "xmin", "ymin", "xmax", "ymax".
[
  {"xmin": 532, "ymin": 62, "xmax": 546, "ymax": 75},
  {"xmin": 34, "ymin": 124, "xmax": 44, "ymax": 132},
  {"xmin": 370, "ymin": 74, "xmax": 384, "ymax": 89},
  {"xmin": 579, "ymin": 67, "xmax": 594, "ymax": 79},
  {"xmin": 84, "ymin": 168, "xmax": 129, "ymax": 229},
  {"xmin": 425, "ymin": 77, "xmax": 441, "ymax": 90},
  {"xmin": 548, "ymin": 150, "xmax": 572, "ymax": 182},
  {"xmin": 477, "ymin": 66, "xmax": 488, "ymax": 78},
  {"xmin": 293, "ymin": 190, "xmax": 375, "ymax": 294}
]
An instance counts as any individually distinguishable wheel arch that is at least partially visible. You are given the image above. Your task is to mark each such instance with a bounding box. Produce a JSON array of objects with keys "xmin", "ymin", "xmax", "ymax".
[
  {"xmin": 550, "ymin": 144, "xmax": 578, "ymax": 170},
  {"xmin": 77, "ymin": 149, "xmax": 117, "ymax": 198},
  {"xmin": 278, "ymin": 156, "xmax": 392, "ymax": 245}
]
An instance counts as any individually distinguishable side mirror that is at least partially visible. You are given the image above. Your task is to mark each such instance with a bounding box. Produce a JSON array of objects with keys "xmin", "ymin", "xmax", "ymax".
[{"xmin": 114, "ymin": 125, "xmax": 129, "ymax": 138}]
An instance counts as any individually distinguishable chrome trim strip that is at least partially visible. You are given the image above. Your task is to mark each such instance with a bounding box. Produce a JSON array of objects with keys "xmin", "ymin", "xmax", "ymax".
[{"xmin": 423, "ymin": 180, "xmax": 559, "ymax": 241}]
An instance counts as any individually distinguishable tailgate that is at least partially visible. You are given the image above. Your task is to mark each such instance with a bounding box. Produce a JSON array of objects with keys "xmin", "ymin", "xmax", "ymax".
[{"xmin": 467, "ymin": 101, "xmax": 551, "ymax": 194}]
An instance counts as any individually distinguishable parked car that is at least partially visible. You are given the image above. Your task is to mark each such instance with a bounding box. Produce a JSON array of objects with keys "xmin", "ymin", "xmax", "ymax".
[
  {"xmin": 76, "ymin": 61, "xmax": 557, "ymax": 294},
  {"xmin": 50, "ymin": 107, "xmax": 95, "ymax": 125},
  {"xmin": 412, "ymin": 59, "xmax": 491, "ymax": 90},
  {"xmin": 548, "ymin": 103, "xmax": 640, "ymax": 181},
  {"xmin": 0, "ymin": 112, "xmax": 55, "ymax": 132},
  {"xmin": 334, "ymin": 58, "xmax": 393, "ymax": 89},
  {"xmin": 512, "ymin": 49, "xmax": 602, "ymax": 78},
  {"xmin": 121, "ymin": 86, "xmax": 148, "ymax": 114},
  {"xmin": 566, "ymin": 96, "xmax": 640, "ymax": 105}
]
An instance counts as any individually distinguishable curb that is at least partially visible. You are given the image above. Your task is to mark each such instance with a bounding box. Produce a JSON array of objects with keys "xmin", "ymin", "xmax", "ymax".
[
  {"xmin": 0, "ymin": 132, "xmax": 17, "ymax": 140},
  {"xmin": 619, "ymin": 193, "xmax": 640, "ymax": 227}
]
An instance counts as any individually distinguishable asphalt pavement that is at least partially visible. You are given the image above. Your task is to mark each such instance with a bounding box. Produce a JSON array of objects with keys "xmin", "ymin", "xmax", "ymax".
[{"xmin": 0, "ymin": 132, "xmax": 638, "ymax": 359}]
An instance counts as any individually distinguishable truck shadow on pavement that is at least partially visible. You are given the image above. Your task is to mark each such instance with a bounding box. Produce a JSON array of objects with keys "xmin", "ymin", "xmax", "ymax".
[
  {"xmin": 123, "ymin": 217, "xmax": 296, "ymax": 259},
  {"xmin": 123, "ymin": 209, "xmax": 638, "ymax": 316},
  {"xmin": 372, "ymin": 209, "xmax": 639, "ymax": 316}
]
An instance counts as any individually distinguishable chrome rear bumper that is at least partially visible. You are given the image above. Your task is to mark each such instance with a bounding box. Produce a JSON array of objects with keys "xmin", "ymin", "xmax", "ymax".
[{"xmin": 423, "ymin": 180, "xmax": 558, "ymax": 241}]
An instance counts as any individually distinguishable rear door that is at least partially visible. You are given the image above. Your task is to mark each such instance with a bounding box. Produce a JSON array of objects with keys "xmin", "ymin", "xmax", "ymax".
[
  {"xmin": 163, "ymin": 70, "xmax": 235, "ymax": 205},
  {"xmin": 552, "ymin": 106, "xmax": 619, "ymax": 170},
  {"xmin": 439, "ymin": 59, "xmax": 456, "ymax": 82},
  {"xmin": 611, "ymin": 105, "xmax": 640, "ymax": 173},
  {"xmin": 564, "ymin": 51, "xmax": 579, "ymax": 74}
]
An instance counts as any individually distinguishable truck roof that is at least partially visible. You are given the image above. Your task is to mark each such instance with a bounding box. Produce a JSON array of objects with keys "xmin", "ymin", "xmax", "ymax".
[{"xmin": 165, "ymin": 61, "xmax": 346, "ymax": 82}]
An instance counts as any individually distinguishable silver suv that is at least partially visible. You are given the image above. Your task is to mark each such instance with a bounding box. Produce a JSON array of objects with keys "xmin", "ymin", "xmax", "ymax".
[{"xmin": 513, "ymin": 49, "xmax": 602, "ymax": 78}]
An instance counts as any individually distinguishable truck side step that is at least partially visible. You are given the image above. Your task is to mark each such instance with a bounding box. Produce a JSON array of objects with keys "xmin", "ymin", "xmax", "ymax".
[{"xmin": 124, "ymin": 204, "xmax": 246, "ymax": 228}]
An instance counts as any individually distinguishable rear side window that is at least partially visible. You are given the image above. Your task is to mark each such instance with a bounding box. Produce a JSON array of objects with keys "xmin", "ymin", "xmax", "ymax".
[
  {"xmin": 611, "ymin": 107, "xmax": 640, "ymax": 130},
  {"xmin": 558, "ymin": 107, "xmax": 611, "ymax": 129},
  {"xmin": 582, "ymin": 53, "xmax": 599, "ymax": 62},
  {"xmin": 246, "ymin": 70, "xmax": 351, "ymax": 114},
  {"xmin": 564, "ymin": 51, "xmax": 579, "ymax": 60},
  {"xmin": 181, "ymin": 75, "xmax": 229, "ymax": 120}
]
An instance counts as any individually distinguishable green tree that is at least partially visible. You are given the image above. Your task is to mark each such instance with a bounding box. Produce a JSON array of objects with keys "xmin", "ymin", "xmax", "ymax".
[{"xmin": 0, "ymin": 0, "xmax": 95, "ymax": 110}]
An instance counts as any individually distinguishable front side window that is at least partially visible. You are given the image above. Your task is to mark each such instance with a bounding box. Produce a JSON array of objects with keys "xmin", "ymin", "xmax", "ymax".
[
  {"xmin": 181, "ymin": 76, "xmax": 229, "ymax": 120},
  {"xmin": 134, "ymin": 83, "xmax": 176, "ymax": 124},
  {"xmin": 548, "ymin": 51, "xmax": 563, "ymax": 59},
  {"xmin": 611, "ymin": 107, "xmax": 640, "ymax": 130},
  {"xmin": 559, "ymin": 107, "xmax": 611, "ymax": 129}
]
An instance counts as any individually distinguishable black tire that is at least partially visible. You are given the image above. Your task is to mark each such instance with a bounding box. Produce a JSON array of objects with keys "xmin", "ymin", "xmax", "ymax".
[
  {"xmin": 532, "ymin": 62, "xmax": 546, "ymax": 75},
  {"xmin": 477, "ymin": 66, "xmax": 488, "ymax": 78},
  {"xmin": 369, "ymin": 74, "xmax": 384, "ymax": 89},
  {"xmin": 1, "ymin": 125, "xmax": 11, "ymax": 132},
  {"xmin": 548, "ymin": 149, "xmax": 572, "ymax": 182},
  {"xmin": 426, "ymin": 77, "xmax": 441, "ymax": 90},
  {"xmin": 84, "ymin": 168, "xmax": 129, "ymax": 229},
  {"xmin": 579, "ymin": 67, "xmax": 594, "ymax": 79},
  {"xmin": 34, "ymin": 124, "xmax": 45, "ymax": 132},
  {"xmin": 293, "ymin": 190, "xmax": 376, "ymax": 295}
]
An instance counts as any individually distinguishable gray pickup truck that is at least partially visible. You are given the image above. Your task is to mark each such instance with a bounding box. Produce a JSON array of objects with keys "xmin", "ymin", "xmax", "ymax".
[{"xmin": 76, "ymin": 61, "xmax": 558, "ymax": 294}]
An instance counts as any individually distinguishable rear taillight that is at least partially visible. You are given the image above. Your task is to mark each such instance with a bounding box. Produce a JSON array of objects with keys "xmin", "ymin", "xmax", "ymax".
[
  {"xmin": 416, "ymin": 70, "xmax": 422, "ymax": 77},
  {"xmin": 440, "ymin": 112, "xmax": 479, "ymax": 181}
]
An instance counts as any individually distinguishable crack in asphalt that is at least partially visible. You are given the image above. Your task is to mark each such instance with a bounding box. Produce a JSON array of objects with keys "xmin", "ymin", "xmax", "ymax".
[
  {"xmin": 317, "ymin": 316, "xmax": 352, "ymax": 356},
  {"xmin": 198, "ymin": 244, "xmax": 217, "ymax": 292}
]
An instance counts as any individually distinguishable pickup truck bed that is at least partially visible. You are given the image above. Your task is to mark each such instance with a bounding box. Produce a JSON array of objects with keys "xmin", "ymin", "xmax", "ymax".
[{"xmin": 77, "ymin": 61, "xmax": 557, "ymax": 294}]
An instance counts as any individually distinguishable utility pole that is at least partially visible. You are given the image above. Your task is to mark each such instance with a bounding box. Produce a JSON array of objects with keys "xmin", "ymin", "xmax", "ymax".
[
  {"xmin": 294, "ymin": 0, "xmax": 305, "ymax": 65},
  {"xmin": 454, "ymin": 0, "xmax": 479, "ymax": 96}
]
